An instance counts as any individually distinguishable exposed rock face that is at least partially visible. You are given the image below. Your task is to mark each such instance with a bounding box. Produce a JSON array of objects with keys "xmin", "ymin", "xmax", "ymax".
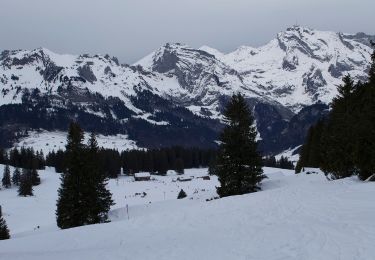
[
  {"xmin": 303, "ymin": 66, "xmax": 327, "ymax": 98},
  {"xmin": 77, "ymin": 64, "xmax": 97, "ymax": 83},
  {"xmin": 342, "ymin": 32, "xmax": 375, "ymax": 48},
  {"xmin": 282, "ymin": 54, "xmax": 299, "ymax": 71}
]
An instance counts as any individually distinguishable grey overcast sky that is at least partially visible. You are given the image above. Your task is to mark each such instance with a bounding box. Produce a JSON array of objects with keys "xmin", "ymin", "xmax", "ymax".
[{"xmin": 1, "ymin": 0, "xmax": 374, "ymax": 63}]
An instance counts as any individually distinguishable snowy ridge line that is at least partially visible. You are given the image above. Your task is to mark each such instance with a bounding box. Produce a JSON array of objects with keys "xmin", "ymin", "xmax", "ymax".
[{"xmin": 1, "ymin": 26, "xmax": 373, "ymax": 120}]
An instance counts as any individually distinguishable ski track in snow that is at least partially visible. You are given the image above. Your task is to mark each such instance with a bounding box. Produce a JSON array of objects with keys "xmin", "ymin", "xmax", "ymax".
[{"xmin": 0, "ymin": 166, "xmax": 374, "ymax": 260}]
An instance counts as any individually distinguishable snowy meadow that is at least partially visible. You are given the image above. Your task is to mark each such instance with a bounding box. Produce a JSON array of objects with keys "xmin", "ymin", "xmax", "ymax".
[{"xmin": 1, "ymin": 165, "xmax": 374, "ymax": 260}]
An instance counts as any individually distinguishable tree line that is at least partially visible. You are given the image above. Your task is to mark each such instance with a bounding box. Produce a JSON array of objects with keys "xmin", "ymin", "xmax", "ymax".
[
  {"xmin": 121, "ymin": 147, "xmax": 216, "ymax": 176},
  {"xmin": 2, "ymin": 164, "xmax": 39, "ymax": 196},
  {"xmin": 0, "ymin": 147, "xmax": 45, "ymax": 170},
  {"xmin": 46, "ymin": 146, "xmax": 217, "ymax": 178},
  {"xmin": 296, "ymin": 45, "xmax": 375, "ymax": 180},
  {"xmin": 1, "ymin": 147, "xmax": 43, "ymax": 197},
  {"xmin": 263, "ymin": 156, "xmax": 294, "ymax": 170}
]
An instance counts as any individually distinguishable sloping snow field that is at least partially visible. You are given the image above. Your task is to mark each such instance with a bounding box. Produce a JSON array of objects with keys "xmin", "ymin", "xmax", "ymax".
[
  {"xmin": 0, "ymin": 166, "xmax": 374, "ymax": 260},
  {"xmin": 14, "ymin": 131, "xmax": 139, "ymax": 154}
]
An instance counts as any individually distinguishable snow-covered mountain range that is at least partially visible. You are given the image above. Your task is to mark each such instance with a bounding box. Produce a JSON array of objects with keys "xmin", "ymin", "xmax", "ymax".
[
  {"xmin": 137, "ymin": 26, "xmax": 373, "ymax": 112},
  {"xmin": 0, "ymin": 26, "xmax": 373, "ymax": 154}
]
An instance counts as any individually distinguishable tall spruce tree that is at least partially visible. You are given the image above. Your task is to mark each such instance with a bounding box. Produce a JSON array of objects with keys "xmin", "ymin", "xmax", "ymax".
[
  {"xmin": 18, "ymin": 171, "xmax": 33, "ymax": 196},
  {"xmin": 56, "ymin": 125, "xmax": 114, "ymax": 229},
  {"xmin": 56, "ymin": 122, "xmax": 86, "ymax": 229},
  {"xmin": 85, "ymin": 133, "xmax": 114, "ymax": 224},
  {"xmin": 295, "ymin": 120, "xmax": 325, "ymax": 173},
  {"xmin": 320, "ymin": 75, "xmax": 357, "ymax": 179},
  {"xmin": 0, "ymin": 206, "xmax": 10, "ymax": 240},
  {"xmin": 209, "ymin": 94, "xmax": 266, "ymax": 197},
  {"xmin": 2, "ymin": 165, "xmax": 11, "ymax": 188},
  {"xmin": 353, "ymin": 46, "xmax": 375, "ymax": 180},
  {"xmin": 12, "ymin": 168, "xmax": 21, "ymax": 186}
]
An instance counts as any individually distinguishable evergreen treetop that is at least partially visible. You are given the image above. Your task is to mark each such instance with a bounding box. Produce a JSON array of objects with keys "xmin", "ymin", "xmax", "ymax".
[{"xmin": 335, "ymin": 74, "xmax": 355, "ymax": 102}]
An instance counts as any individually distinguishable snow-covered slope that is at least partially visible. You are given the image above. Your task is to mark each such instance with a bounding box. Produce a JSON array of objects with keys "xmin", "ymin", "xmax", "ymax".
[
  {"xmin": 1, "ymin": 166, "xmax": 374, "ymax": 260},
  {"xmin": 14, "ymin": 130, "xmax": 139, "ymax": 154},
  {"xmin": 275, "ymin": 145, "xmax": 301, "ymax": 165}
]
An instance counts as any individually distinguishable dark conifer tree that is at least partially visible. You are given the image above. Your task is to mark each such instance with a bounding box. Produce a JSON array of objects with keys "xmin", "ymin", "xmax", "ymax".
[
  {"xmin": 2, "ymin": 165, "xmax": 11, "ymax": 188},
  {"xmin": 12, "ymin": 168, "xmax": 21, "ymax": 186},
  {"xmin": 18, "ymin": 171, "xmax": 33, "ymax": 196},
  {"xmin": 56, "ymin": 125, "xmax": 114, "ymax": 229},
  {"xmin": 30, "ymin": 168, "xmax": 41, "ymax": 186},
  {"xmin": 353, "ymin": 46, "xmax": 375, "ymax": 180},
  {"xmin": 320, "ymin": 75, "xmax": 356, "ymax": 179},
  {"xmin": 56, "ymin": 122, "xmax": 86, "ymax": 229},
  {"xmin": 209, "ymin": 94, "xmax": 266, "ymax": 197},
  {"xmin": 177, "ymin": 189, "xmax": 187, "ymax": 199},
  {"xmin": 85, "ymin": 133, "xmax": 114, "ymax": 224},
  {"xmin": 54, "ymin": 150, "xmax": 66, "ymax": 173},
  {"xmin": 0, "ymin": 206, "xmax": 10, "ymax": 240},
  {"xmin": 295, "ymin": 120, "xmax": 325, "ymax": 173},
  {"xmin": 0, "ymin": 149, "xmax": 7, "ymax": 165}
]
